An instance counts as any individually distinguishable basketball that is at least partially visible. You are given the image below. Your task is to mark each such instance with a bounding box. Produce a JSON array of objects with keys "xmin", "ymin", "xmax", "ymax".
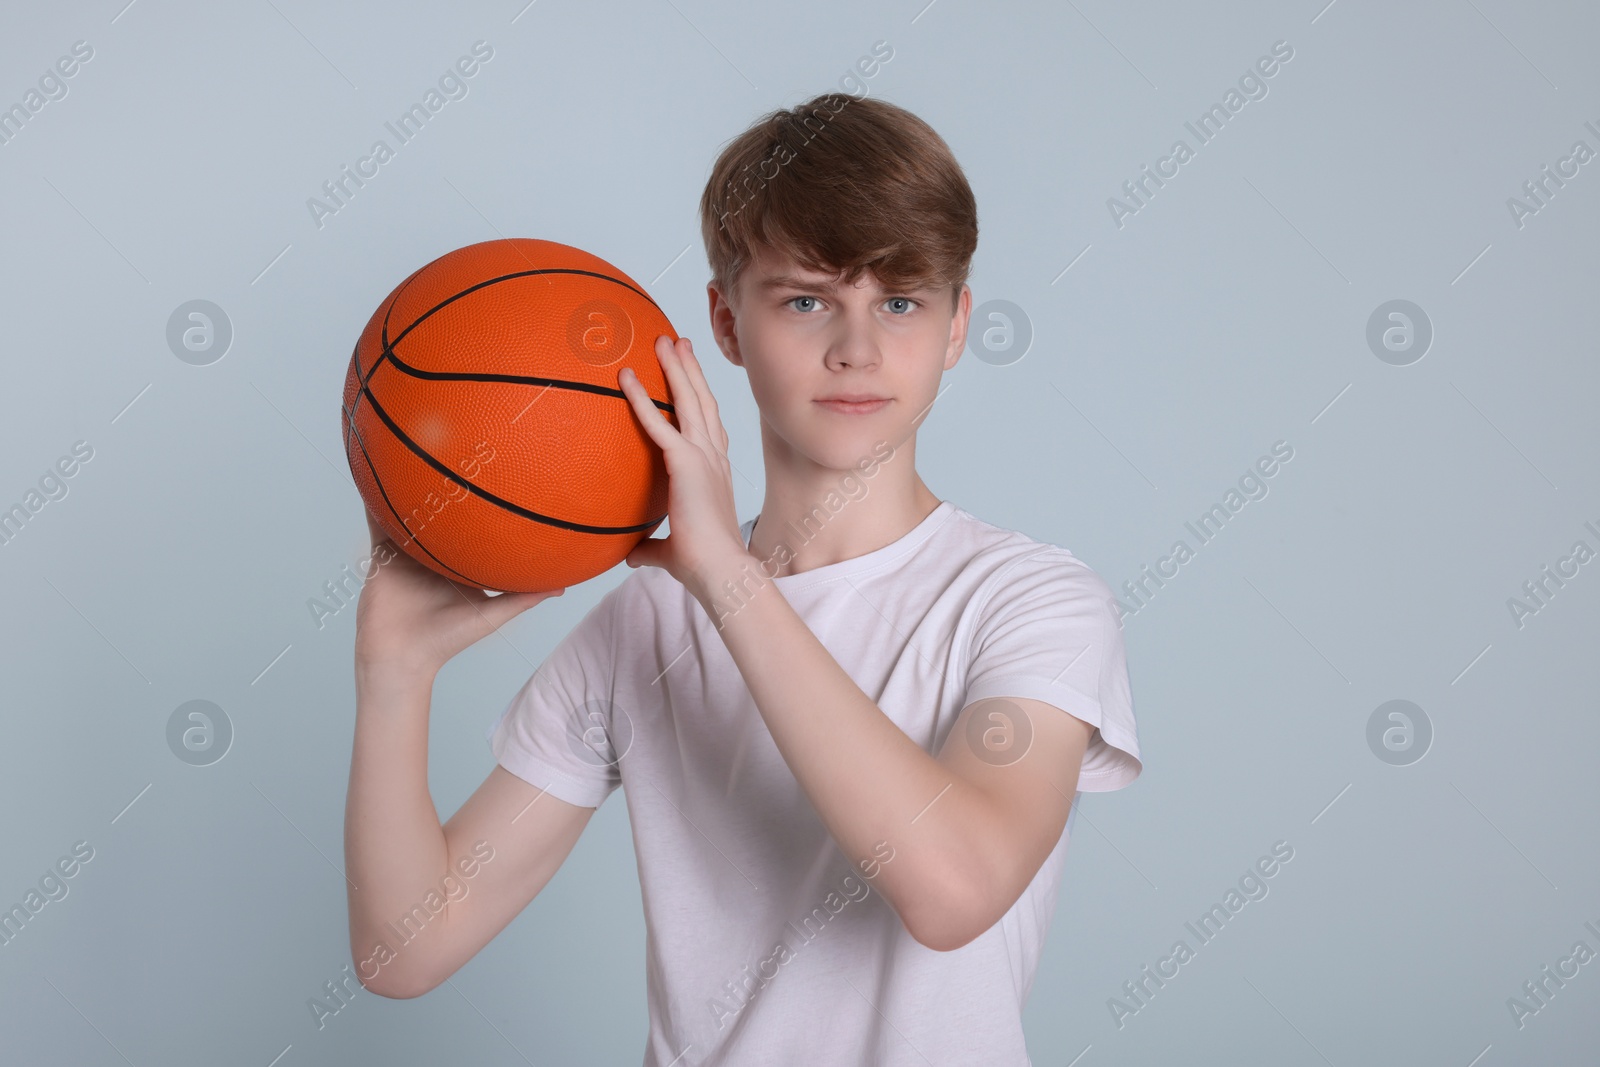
[{"xmin": 341, "ymin": 237, "xmax": 678, "ymax": 593}]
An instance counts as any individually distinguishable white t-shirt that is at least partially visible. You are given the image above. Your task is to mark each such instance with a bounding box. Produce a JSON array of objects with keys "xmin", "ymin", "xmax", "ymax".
[{"xmin": 486, "ymin": 500, "xmax": 1142, "ymax": 1066}]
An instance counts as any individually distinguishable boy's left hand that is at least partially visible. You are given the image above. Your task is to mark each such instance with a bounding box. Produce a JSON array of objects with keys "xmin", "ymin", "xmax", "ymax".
[{"xmin": 617, "ymin": 335, "xmax": 751, "ymax": 601}]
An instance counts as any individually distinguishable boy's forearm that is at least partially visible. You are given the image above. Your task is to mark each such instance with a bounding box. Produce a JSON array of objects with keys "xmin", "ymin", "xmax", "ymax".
[
  {"xmin": 694, "ymin": 562, "xmax": 1000, "ymax": 949},
  {"xmin": 344, "ymin": 666, "xmax": 454, "ymax": 994}
]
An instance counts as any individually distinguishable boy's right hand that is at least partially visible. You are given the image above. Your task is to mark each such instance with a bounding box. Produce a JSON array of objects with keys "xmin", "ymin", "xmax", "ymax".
[{"xmin": 353, "ymin": 506, "xmax": 565, "ymax": 680}]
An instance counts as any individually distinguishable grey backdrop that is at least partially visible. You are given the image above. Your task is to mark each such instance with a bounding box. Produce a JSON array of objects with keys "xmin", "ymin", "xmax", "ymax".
[{"xmin": 2, "ymin": 1, "xmax": 1596, "ymax": 1064}]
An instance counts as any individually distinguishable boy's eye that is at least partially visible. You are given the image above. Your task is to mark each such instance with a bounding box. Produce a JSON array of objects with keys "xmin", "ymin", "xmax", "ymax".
[{"xmin": 786, "ymin": 296, "xmax": 919, "ymax": 314}]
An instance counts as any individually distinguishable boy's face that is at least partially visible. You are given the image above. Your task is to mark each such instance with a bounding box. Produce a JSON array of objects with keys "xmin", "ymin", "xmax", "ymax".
[{"xmin": 706, "ymin": 246, "xmax": 971, "ymax": 474}]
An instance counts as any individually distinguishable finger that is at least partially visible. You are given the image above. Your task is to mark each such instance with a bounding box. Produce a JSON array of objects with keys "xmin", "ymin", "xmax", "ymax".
[
  {"xmin": 619, "ymin": 367, "xmax": 679, "ymax": 449},
  {"xmin": 479, "ymin": 587, "xmax": 565, "ymax": 628},
  {"xmin": 367, "ymin": 506, "xmax": 422, "ymax": 553},
  {"xmin": 674, "ymin": 338, "xmax": 729, "ymax": 454},
  {"xmin": 656, "ymin": 335, "xmax": 709, "ymax": 447},
  {"xmin": 365, "ymin": 506, "xmax": 393, "ymax": 550}
]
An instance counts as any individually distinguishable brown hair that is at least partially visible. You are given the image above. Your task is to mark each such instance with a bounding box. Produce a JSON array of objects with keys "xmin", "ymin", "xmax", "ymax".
[{"xmin": 698, "ymin": 93, "xmax": 978, "ymax": 311}]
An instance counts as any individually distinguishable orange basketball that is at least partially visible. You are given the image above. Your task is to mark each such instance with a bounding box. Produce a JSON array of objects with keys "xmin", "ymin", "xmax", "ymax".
[{"xmin": 341, "ymin": 237, "xmax": 678, "ymax": 593}]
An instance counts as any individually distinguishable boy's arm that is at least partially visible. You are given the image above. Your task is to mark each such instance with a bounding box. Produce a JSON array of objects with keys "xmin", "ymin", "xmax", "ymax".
[
  {"xmin": 345, "ymin": 505, "xmax": 585, "ymax": 998},
  {"xmin": 346, "ymin": 666, "xmax": 596, "ymax": 999},
  {"xmin": 614, "ymin": 337, "xmax": 1107, "ymax": 952},
  {"xmin": 695, "ymin": 564, "xmax": 1093, "ymax": 953}
]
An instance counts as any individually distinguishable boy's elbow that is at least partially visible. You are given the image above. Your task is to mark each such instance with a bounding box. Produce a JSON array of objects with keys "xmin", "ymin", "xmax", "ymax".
[
  {"xmin": 901, "ymin": 869, "xmax": 994, "ymax": 953},
  {"xmin": 360, "ymin": 970, "xmax": 436, "ymax": 1000},
  {"xmin": 351, "ymin": 954, "xmax": 438, "ymax": 1000},
  {"xmin": 906, "ymin": 893, "xmax": 995, "ymax": 952},
  {"xmin": 366, "ymin": 976, "xmax": 426, "ymax": 1000},
  {"xmin": 908, "ymin": 919, "xmax": 982, "ymax": 953}
]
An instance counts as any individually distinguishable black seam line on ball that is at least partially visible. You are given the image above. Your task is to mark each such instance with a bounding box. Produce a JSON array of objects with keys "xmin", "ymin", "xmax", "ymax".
[
  {"xmin": 345, "ymin": 330, "xmax": 484, "ymax": 581},
  {"xmin": 375, "ymin": 264, "xmax": 429, "ymax": 384},
  {"xmin": 349, "ymin": 342, "xmax": 674, "ymax": 525},
  {"xmin": 342, "ymin": 343, "xmax": 359, "ymax": 460},
  {"xmin": 356, "ymin": 383, "xmax": 668, "ymax": 536},
  {"xmin": 378, "ymin": 267, "xmax": 662, "ymax": 377},
  {"xmin": 377, "ymin": 347, "xmax": 677, "ymax": 414},
  {"xmin": 343, "ymin": 401, "xmax": 491, "ymax": 588}
]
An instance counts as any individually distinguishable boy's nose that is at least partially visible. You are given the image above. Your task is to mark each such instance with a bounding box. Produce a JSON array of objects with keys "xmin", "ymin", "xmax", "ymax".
[{"xmin": 825, "ymin": 329, "xmax": 882, "ymax": 371}]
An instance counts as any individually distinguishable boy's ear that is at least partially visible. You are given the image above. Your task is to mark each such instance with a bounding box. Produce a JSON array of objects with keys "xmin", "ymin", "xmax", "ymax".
[
  {"xmin": 944, "ymin": 284, "xmax": 973, "ymax": 371},
  {"xmin": 707, "ymin": 281, "xmax": 743, "ymax": 366}
]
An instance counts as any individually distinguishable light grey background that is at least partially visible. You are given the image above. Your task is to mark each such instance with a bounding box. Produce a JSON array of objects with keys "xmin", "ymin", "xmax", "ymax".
[{"xmin": 2, "ymin": 0, "xmax": 1596, "ymax": 1064}]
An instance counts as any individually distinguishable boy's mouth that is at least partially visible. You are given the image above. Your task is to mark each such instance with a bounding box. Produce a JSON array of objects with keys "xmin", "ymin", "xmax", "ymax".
[{"xmin": 815, "ymin": 397, "xmax": 890, "ymax": 414}]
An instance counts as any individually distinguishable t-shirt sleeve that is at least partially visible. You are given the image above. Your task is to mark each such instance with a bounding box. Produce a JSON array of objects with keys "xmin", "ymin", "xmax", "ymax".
[
  {"xmin": 962, "ymin": 549, "xmax": 1142, "ymax": 792},
  {"xmin": 483, "ymin": 581, "xmax": 629, "ymax": 809}
]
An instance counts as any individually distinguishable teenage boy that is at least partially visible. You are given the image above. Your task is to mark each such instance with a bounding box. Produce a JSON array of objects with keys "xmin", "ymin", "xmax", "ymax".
[{"xmin": 345, "ymin": 92, "xmax": 1141, "ymax": 1066}]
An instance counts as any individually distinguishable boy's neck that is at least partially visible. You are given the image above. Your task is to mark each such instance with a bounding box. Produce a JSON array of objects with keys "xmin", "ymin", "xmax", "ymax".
[{"xmin": 749, "ymin": 479, "xmax": 943, "ymax": 579}]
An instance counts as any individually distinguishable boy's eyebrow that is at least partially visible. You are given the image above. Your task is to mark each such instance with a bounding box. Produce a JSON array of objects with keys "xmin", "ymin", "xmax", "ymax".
[
  {"xmin": 755, "ymin": 271, "xmax": 851, "ymax": 293},
  {"xmin": 755, "ymin": 271, "xmax": 934, "ymax": 294}
]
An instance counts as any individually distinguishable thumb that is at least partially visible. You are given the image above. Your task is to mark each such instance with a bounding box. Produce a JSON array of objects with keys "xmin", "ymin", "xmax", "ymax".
[{"xmin": 625, "ymin": 537, "xmax": 666, "ymax": 570}]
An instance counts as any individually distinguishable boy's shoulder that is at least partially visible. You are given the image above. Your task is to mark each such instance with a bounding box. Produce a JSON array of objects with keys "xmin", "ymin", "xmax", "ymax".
[
  {"xmin": 937, "ymin": 502, "xmax": 1108, "ymax": 583},
  {"xmin": 942, "ymin": 502, "xmax": 1074, "ymax": 559},
  {"xmin": 941, "ymin": 503, "xmax": 1117, "ymax": 605}
]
